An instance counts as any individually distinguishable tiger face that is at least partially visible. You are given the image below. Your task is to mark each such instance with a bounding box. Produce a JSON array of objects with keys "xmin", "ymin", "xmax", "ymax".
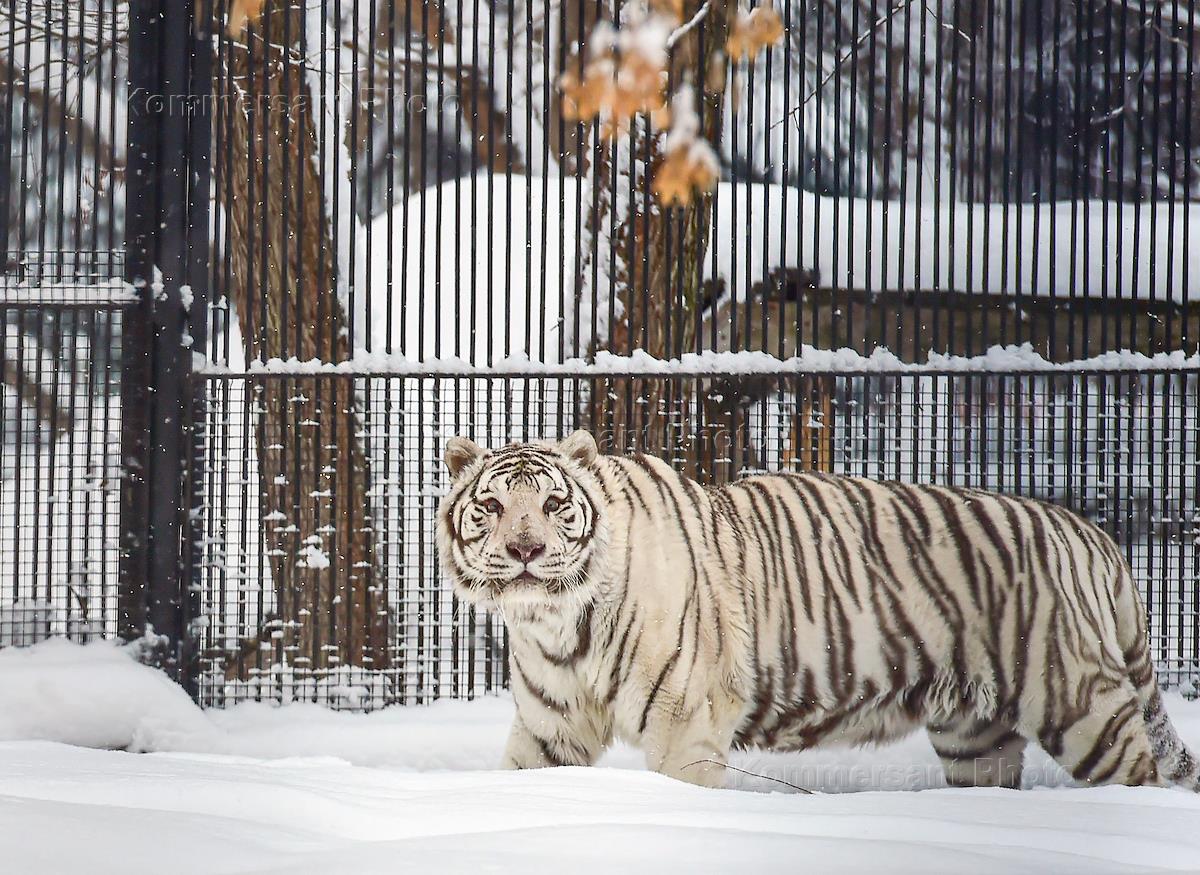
[{"xmin": 437, "ymin": 431, "xmax": 608, "ymax": 610}]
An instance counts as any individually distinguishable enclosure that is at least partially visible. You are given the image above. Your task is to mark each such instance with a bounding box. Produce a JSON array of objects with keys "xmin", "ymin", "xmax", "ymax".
[{"xmin": 2, "ymin": 0, "xmax": 1199, "ymax": 711}]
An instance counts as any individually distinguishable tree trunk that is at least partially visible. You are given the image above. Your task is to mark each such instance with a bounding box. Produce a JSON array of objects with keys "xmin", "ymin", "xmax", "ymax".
[
  {"xmin": 216, "ymin": 1, "xmax": 388, "ymax": 679},
  {"xmin": 570, "ymin": 1, "xmax": 787, "ymax": 484}
]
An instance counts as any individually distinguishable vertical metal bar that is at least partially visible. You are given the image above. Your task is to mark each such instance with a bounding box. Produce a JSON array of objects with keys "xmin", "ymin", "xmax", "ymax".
[
  {"xmin": 147, "ymin": 0, "xmax": 201, "ymax": 681},
  {"xmin": 0, "ymin": 0, "xmax": 14, "ymax": 254},
  {"xmin": 184, "ymin": 0, "xmax": 215, "ymax": 697},
  {"xmin": 119, "ymin": 0, "xmax": 161, "ymax": 644}
]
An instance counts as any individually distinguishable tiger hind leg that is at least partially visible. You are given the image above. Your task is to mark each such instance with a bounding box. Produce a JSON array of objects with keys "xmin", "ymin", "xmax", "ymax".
[
  {"xmin": 927, "ymin": 714, "xmax": 1027, "ymax": 789},
  {"xmin": 1034, "ymin": 685, "xmax": 1161, "ymax": 787},
  {"xmin": 1126, "ymin": 638, "xmax": 1200, "ymax": 791}
]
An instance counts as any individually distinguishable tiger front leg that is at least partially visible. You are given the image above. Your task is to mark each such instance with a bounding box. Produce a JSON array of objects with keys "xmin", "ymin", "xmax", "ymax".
[
  {"xmin": 502, "ymin": 707, "xmax": 611, "ymax": 770},
  {"xmin": 640, "ymin": 692, "xmax": 742, "ymax": 788}
]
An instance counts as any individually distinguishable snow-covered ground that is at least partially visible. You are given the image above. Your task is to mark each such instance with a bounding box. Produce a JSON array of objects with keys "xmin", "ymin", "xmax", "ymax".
[{"xmin": 2, "ymin": 640, "xmax": 1200, "ymax": 873}]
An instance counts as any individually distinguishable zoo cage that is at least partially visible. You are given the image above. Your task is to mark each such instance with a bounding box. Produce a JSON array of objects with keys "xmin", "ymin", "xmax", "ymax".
[{"xmin": 2, "ymin": 0, "xmax": 1199, "ymax": 710}]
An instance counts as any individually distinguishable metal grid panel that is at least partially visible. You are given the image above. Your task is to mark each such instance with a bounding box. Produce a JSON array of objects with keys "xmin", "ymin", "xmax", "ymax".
[
  {"xmin": 195, "ymin": 376, "xmax": 579, "ymax": 706},
  {"xmin": 0, "ymin": 298, "xmax": 125, "ymax": 645},
  {"xmin": 2, "ymin": 2, "xmax": 127, "ymax": 264},
  {"xmin": 194, "ymin": 371, "xmax": 1199, "ymax": 708},
  {"xmin": 1, "ymin": 0, "xmax": 131, "ymax": 647}
]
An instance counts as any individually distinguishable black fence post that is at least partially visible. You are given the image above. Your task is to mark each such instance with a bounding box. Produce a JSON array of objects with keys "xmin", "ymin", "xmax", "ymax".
[
  {"xmin": 120, "ymin": 0, "xmax": 211, "ymax": 688},
  {"xmin": 183, "ymin": 1, "xmax": 215, "ymax": 699},
  {"xmin": 0, "ymin": 29, "xmax": 12, "ymax": 259},
  {"xmin": 119, "ymin": 0, "xmax": 159, "ymax": 646}
]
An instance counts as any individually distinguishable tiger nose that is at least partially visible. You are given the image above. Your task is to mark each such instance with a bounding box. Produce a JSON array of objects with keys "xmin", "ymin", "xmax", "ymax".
[{"xmin": 506, "ymin": 541, "xmax": 545, "ymax": 563}]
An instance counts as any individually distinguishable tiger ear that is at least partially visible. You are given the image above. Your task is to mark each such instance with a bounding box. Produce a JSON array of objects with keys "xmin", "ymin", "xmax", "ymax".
[
  {"xmin": 445, "ymin": 436, "xmax": 484, "ymax": 481},
  {"xmin": 558, "ymin": 430, "xmax": 598, "ymax": 467}
]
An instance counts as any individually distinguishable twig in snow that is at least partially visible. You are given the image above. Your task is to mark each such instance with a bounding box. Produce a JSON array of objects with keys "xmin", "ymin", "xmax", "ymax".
[{"xmin": 682, "ymin": 758, "xmax": 815, "ymax": 793}]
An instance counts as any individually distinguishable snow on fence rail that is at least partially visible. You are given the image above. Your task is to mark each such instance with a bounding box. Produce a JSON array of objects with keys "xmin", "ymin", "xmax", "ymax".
[{"xmin": 202, "ymin": 344, "xmax": 1200, "ymax": 378}]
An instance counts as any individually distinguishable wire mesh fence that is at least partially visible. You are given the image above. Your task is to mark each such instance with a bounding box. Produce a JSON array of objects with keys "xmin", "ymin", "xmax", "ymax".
[
  {"xmin": 192, "ymin": 369, "xmax": 1200, "ymax": 708},
  {"xmin": 1, "ymin": 0, "xmax": 131, "ymax": 646},
  {"xmin": 1, "ymin": 2, "xmax": 127, "ymax": 263},
  {"xmin": 0, "ymin": 252, "xmax": 128, "ymax": 646}
]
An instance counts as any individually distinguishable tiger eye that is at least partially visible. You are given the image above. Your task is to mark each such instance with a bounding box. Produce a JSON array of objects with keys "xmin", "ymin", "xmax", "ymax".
[
  {"xmin": 483, "ymin": 498, "xmax": 503, "ymax": 515},
  {"xmin": 543, "ymin": 496, "xmax": 561, "ymax": 514}
]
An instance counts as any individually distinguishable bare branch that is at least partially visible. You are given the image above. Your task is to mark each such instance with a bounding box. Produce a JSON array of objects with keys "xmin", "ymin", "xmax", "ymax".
[
  {"xmin": 1, "ymin": 363, "xmax": 73, "ymax": 435},
  {"xmin": 0, "ymin": 56, "xmax": 117, "ymax": 171},
  {"xmin": 770, "ymin": 0, "xmax": 930, "ymax": 131},
  {"xmin": 1107, "ymin": 0, "xmax": 1200, "ymax": 31},
  {"xmin": 667, "ymin": 0, "xmax": 711, "ymax": 49}
]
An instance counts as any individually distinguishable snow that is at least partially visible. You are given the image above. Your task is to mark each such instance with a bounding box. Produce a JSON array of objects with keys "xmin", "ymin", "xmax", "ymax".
[
  {"xmin": 0, "ymin": 639, "xmax": 210, "ymax": 750},
  {"xmin": 296, "ymin": 544, "xmax": 331, "ymax": 570},
  {"xmin": 361, "ymin": 174, "xmax": 576, "ymax": 366},
  {"xmin": 709, "ymin": 186, "xmax": 1200, "ymax": 305},
  {"xmin": 1, "ymin": 640, "xmax": 1200, "ymax": 873},
  {"xmin": 4, "ymin": 745, "xmax": 1199, "ymax": 874},
  {"xmin": 304, "ymin": 1, "xmax": 370, "ymax": 326},
  {"xmin": 0, "ymin": 276, "xmax": 137, "ymax": 305},
  {"xmin": 212, "ymin": 342, "xmax": 1200, "ymax": 377}
]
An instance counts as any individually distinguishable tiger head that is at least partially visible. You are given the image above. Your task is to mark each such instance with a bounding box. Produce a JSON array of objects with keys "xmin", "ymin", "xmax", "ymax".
[{"xmin": 437, "ymin": 431, "xmax": 609, "ymax": 612}]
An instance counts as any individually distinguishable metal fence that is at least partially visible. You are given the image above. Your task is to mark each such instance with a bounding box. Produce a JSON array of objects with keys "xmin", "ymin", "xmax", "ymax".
[
  {"xmin": 192, "ymin": 369, "xmax": 1200, "ymax": 708},
  {"xmin": 2, "ymin": 0, "xmax": 1199, "ymax": 708},
  {"xmin": 1, "ymin": 251, "xmax": 129, "ymax": 645}
]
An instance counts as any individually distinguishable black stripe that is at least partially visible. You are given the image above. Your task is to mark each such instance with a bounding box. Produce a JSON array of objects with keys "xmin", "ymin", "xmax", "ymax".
[
  {"xmin": 535, "ymin": 733, "xmax": 566, "ymax": 767},
  {"xmin": 512, "ymin": 657, "xmax": 569, "ymax": 712},
  {"xmin": 1072, "ymin": 697, "xmax": 1140, "ymax": 780}
]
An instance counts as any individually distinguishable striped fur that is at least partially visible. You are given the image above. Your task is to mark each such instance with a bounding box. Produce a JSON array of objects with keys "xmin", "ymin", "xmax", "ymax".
[{"xmin": 437, "ymin": 431, "xmax": 1199, "ymax": 791}]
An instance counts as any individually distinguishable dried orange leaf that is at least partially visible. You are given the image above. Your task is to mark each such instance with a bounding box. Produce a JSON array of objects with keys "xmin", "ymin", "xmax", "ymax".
[
  {"xmin": 726, "ymin": 3, "xmax": 785, "ymax": 61},
  {"xmin": 746, "ymin": 5, "xmax": 785, "ymax": 48},
  {"xmin": 228, "ymin": 0, "xmax": 265, "ymax": 36},
  {"xmin": 653, "ymin": 139, "xmax": 719, "ymax": 206},
  {"xmin": 650, "ymin": 0, "xmax": 685, "ymax": 25}
]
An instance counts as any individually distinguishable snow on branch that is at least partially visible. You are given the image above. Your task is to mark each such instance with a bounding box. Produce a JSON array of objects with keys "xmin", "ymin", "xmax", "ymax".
[{"xmin": 667, "ymin": 1, "xmax": 713, "ymax": 48}]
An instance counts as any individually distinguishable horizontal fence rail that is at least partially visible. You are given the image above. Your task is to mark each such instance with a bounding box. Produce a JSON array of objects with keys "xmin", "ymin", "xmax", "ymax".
[{"xmin": 194, "ymin": 369, "xmax": 1199, "ymax": 708}]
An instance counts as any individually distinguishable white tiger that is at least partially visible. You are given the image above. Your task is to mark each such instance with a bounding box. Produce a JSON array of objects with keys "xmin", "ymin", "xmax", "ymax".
[{"xmin": 437, "ymin": 430, "xmax": 1199, "ymax": 791}]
